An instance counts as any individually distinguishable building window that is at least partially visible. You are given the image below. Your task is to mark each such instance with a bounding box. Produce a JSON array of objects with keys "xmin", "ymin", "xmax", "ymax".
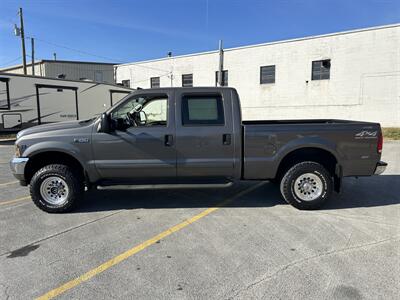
[
  {"xmin": 182, "ymin": 74, "xmax": 193, "ymax": 87},
  {"xmin": 121, "ymin": 80, "xmax": 130, "ymax": 87},
  {"xmin": 215, "ymin": 70, "xmax": 228, "ymax": 86},
  {"xmin": 150, "ymin": 77, "xmax": 160, "ymax": 88},
  {"xmin": 260, "ymin": 65, "xmax": 275, "ymax": 84},
  {"xmin": 182, "ymin": 95, "xmax": 224, "ymax": 126},
  {"xmin": 94, "ymin": 71, "xmax": 103, "ymax": 82},
  {"xmin": 312, "ymin": 59, "xmax": 331, "ymax": 80}
]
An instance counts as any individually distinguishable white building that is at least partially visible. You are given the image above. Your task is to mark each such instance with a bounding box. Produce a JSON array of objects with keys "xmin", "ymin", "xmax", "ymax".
[
  {"xmin": 115, "ymin": 24, "xmax": 400, "ymax": 127},
  {"xmin": 1, "ymin": 60, "xmax": 116, "ymax": 83}
]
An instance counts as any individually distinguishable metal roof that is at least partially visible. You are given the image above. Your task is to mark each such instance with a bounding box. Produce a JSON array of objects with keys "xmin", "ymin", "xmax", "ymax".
[{"xmin": 0, "ymin": 59, "xmax": 118, "ymax": 71}]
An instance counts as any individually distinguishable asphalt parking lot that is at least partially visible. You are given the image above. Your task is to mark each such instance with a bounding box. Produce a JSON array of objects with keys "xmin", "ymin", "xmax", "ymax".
[{"xmin": 0, "ymin": 142, "xmax": 399, "ymax": 299}]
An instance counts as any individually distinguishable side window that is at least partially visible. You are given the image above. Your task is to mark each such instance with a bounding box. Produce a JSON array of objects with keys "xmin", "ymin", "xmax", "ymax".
[
  {"xmin": 182, "ymin": 95, "xmax": 224, "ymax": 125},
  {"xmin": 141, "ymin": 98, "xmax": 167, "ymax": 126},
  {"xmin": 111, "ymin": 96, "xmax": 144, "ymax": 119},
  {"xmin": 111, "ymin": 94, "xmax": 168, "ymax": 127}
]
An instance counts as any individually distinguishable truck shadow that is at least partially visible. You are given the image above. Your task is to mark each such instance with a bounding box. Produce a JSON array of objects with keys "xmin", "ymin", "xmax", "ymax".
[{"xmin": 75, "ymin": 175, "xmax": 400, "ymax": 213}]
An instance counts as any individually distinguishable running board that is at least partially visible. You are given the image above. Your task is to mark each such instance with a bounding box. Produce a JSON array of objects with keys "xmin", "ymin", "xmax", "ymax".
[{"xmin": 97, "ymin": 182, "xmax": 233, "ymax": 191}]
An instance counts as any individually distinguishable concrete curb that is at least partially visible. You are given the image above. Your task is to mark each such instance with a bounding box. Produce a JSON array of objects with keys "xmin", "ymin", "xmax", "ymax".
[{"xmin": 0, "ymin": 139, "xmax": 16, "ymax": 145}]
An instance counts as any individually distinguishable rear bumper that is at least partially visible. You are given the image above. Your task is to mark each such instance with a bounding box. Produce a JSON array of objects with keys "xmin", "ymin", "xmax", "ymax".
[
  {"xmin": 9, "ymin": 157, "xmax": 29, "ymax": 185},
  {"xmin": 374, "ymin": 161, "xmax": 387, "ymax": 175}
]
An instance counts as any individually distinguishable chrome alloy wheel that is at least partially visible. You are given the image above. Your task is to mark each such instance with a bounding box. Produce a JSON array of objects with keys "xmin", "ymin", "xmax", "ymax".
[
  {"xmin": 294, "ymin": 173, "xmax": 323, "ymax": 201},
  {"xmin": 39, "ymin": 176, "xmax": 69, "ymax": 205}
]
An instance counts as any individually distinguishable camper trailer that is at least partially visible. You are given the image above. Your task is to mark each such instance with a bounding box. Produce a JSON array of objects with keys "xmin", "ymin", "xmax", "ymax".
[{"xmin": 0, "ymin": 73, "xmax": 133, "ymax": 132}]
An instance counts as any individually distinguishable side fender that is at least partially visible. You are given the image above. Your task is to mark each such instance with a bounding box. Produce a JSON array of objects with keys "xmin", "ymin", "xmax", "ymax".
[
  {"xmin": 24, "ymin": 141, "xmax": 86, "ymax": 168},
  {"xmin": 272, "ymin": 136, "xmax": 341, "ymax": 176}
]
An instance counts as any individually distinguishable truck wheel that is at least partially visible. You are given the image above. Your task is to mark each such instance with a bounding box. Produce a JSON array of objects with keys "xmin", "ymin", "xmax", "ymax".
[
  {"xmin": 280, "ymin": 161, "xmax": 332, "ymax": 210},
  {"xmin": 30, "ymin": 164, "xmax": 83, "ymax": 213}
]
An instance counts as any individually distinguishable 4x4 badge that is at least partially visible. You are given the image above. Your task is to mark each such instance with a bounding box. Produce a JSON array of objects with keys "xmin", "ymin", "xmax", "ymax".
[{"xmin": 355, "ymin": 131, "xmax": 377, "ymax": 139}]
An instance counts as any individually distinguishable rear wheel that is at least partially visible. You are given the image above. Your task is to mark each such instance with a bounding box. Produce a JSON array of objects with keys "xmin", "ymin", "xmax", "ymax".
[
  {"xmin": 30, "ymin": 164, "xmax": 83, "ymax": 213},
  {"xmin": 280, "ymin": 161, "xmax": 332, "ymax": 210}
]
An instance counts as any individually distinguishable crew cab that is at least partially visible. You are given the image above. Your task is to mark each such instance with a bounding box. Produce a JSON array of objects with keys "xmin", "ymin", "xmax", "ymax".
[{"xmin": 10, "ymin": 87, "xmax": 387, "ymax": 212}]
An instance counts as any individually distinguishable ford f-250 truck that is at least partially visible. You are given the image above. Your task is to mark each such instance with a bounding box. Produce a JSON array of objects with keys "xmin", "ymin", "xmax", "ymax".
[{"xmin": 10, "ymin": 87, "xmax": 387, "ymax": 213}]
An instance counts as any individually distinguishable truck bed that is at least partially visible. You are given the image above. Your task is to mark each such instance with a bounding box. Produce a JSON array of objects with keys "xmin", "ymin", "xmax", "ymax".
[{"xmin": 242, "ymin": 119, "xmax": 381, "ymax": 179}]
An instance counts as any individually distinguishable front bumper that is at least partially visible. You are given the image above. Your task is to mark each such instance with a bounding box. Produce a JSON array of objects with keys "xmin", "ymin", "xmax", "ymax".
[
  {"xmin": 374, "ymin": 161, "xmax": 387, "ymax": 175},
  {"xmin": 10, "ymin": 157, "xmax": 29, "ymax": 185}
]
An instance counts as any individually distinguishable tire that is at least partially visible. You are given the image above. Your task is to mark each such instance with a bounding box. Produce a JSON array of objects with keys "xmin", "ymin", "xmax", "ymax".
[
  {"xmin": 30, "ymin": 164, "xmax": 84, "ymax": 213},
  {"xmin": 280, "ymin": 161, "xmax": 333, "ymax": 210}
]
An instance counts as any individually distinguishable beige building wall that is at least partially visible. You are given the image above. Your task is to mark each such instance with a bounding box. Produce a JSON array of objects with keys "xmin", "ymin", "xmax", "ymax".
[{"xmin": 116, "ymin": 24, "xmax": 400, "ymax": 127}]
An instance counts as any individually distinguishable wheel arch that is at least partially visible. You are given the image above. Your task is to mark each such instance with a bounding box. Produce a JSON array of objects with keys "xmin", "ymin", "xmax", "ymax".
[
  {"xmin": 275, "ymin": 146, "xmax": 340, "ymax": 180},
  {"xmin": 25, "ymin": 150, "xmax": 86, "ymax": 185}
]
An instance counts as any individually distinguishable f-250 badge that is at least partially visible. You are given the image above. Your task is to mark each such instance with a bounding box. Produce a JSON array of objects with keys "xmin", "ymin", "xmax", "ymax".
[
  {"xmin": 73, "ymin": 138, "xmax": 90, "ymax": 143},
  {"xmin": 355, "ymin": 131, "xmax": 377, "ymax": 139}
]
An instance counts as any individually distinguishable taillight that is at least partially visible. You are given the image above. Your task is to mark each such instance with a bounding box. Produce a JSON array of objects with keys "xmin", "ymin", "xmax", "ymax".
[{"xmin": 377, "ymin": 130, "xmax": 383, "ymax": 154}]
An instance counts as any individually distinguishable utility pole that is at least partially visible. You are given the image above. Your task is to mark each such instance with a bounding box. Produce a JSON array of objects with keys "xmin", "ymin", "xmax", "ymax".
[
  {"xmin": 218, "ymin": 39, "xmax": 224, "ymax": 86},
  {"xmin": 18, "ymin": 7, "xmax": 27, "ymax": 75},
  {"xmin": 31, "ymin": 38, "xmax": 35, "ymax": 76}
]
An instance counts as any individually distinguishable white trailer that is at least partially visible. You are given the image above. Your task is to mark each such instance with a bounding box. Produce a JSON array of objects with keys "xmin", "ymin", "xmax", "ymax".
[{"xmin": 0, "ymin": 73, "xmax": 133, "ymax": 132}]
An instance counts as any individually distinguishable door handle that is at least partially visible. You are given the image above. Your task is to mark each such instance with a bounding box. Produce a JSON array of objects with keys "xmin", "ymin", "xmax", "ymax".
[
  {"xmin": 164, "ymin": 134, "xmax": 174, "ymax": 147},
  {"xmin": 223, "ymin": 134, "xmax": 231, "ymax": 145}
]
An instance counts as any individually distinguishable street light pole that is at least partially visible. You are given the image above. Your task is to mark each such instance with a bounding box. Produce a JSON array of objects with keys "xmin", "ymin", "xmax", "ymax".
[
  {"xmin": 31, "ymin": 38, "xmax": 35, "ymax": 76},
  {"xmin": 218, "ymin": 40, "xmax": 224, "ymax": 86},
  {"xmin": 18, "ymin": 7, "xmax": 27, "ymax": 75}
]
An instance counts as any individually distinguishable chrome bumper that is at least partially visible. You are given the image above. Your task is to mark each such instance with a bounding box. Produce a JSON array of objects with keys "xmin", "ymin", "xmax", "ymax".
[
  {"xmin": 374, "ymin": 161, "xmax": 387, "ymax": 175},
  {"xmin": 10, "ymin": 157, "xmax": 29, "ymax": 183}
]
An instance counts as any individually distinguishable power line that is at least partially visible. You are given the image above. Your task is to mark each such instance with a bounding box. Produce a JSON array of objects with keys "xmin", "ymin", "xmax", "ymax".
[
  {"xmin": 25, "ymin": 36, "xmax": 125, "ymax": 63},
  {"xmin": 2, "ymin": 15, "xmax": 172, "ymax": 74},
  {"xmin": 0, "ymin": 56, "xmax": 22, "ymax": 68},
  {"xmin": 3, "ymin": 13, "xmax": 171, "ymax": 74},
  {"xmin": 23, "ymin": 36, "xmax": 171, "ymax": 74}
]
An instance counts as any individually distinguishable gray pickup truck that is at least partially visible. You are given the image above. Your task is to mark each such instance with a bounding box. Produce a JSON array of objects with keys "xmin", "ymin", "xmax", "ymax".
[{"xmin": 10, "ymin": 87, "xmax": 387, "ymax": 212}]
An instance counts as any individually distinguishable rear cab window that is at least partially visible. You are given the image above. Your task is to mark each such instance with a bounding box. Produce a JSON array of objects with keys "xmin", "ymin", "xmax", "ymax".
[{"xmin": 181, "ymin": 95, "xmax": 224, "ymax": 126}]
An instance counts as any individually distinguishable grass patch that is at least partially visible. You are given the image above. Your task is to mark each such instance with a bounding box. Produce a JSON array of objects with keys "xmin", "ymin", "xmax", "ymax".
[{"xmin": 382, "ymin": 128, "xmax": 400, "ymax": 140}]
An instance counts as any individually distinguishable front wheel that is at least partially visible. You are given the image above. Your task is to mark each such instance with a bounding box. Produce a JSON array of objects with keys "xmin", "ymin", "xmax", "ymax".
[
  {"xmin": 30, "ymin": 164, "xmax": 84, "ymax": 213},
  {"xmin": 280, "ymin": 161, "xmax": 333, "ymax": 210}
]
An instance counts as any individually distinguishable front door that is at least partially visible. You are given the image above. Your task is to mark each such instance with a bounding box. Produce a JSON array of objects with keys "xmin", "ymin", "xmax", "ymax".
[
  {"xmin": 175, "ymin": 89, "xmax": 235, "ymax": 180},
  {"xmin": 92, "ymin": 91, "xmax": 176, "ymax": 182}
]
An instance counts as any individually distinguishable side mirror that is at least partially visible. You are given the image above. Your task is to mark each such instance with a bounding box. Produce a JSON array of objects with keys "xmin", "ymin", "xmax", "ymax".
[{"xmin": 98, "ymin": 113, "xmax": 111, "ymax": 133}]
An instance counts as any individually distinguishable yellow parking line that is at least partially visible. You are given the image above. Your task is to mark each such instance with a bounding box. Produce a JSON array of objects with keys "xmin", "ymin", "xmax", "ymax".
[
  {"xmin": 0, "ymin": 180, "xmax": 19, "ymax": 187},
  {"xmin": 0, "ymin": 196, "xmax": 30, "ymax": 206},
  {"xmin": 36, "ymin": 182, "xmax": 265, "ymax": 300}
]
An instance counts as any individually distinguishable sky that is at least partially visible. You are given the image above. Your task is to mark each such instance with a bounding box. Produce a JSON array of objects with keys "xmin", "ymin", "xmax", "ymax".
[{"xmin": 0, "ymin": 0, "xmax": 399, "ymax": 67}]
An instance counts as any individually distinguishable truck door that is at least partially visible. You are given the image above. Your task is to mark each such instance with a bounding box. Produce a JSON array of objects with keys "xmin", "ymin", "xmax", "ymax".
[
  {"xmin": 175, "ymin": 89, "xmax": 235, "ymax": 180},
  {"xmin": 91, "ymin": 90, "xmax": 176, "ymax": 181}
]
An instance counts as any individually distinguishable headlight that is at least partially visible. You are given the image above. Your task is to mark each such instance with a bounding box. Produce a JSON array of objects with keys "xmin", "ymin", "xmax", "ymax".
[
  {"xmin": 15, "ymin": 144, "xmax": 26, "ymax": 157},
  {"xmin": 15, "ymin": 145, "xmax": 21, "ymax": 158}
]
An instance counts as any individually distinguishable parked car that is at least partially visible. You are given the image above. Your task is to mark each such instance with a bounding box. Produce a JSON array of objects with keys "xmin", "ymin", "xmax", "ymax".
[{"xmin": 10, "ymin": 87, "xmax": 387, "ymax": 212}]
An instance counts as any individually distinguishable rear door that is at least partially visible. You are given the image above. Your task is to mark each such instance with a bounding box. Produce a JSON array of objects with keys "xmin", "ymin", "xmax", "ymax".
[{"xmin": 175, "ymin": 89, "xmax": 235, "ymax": 180}]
